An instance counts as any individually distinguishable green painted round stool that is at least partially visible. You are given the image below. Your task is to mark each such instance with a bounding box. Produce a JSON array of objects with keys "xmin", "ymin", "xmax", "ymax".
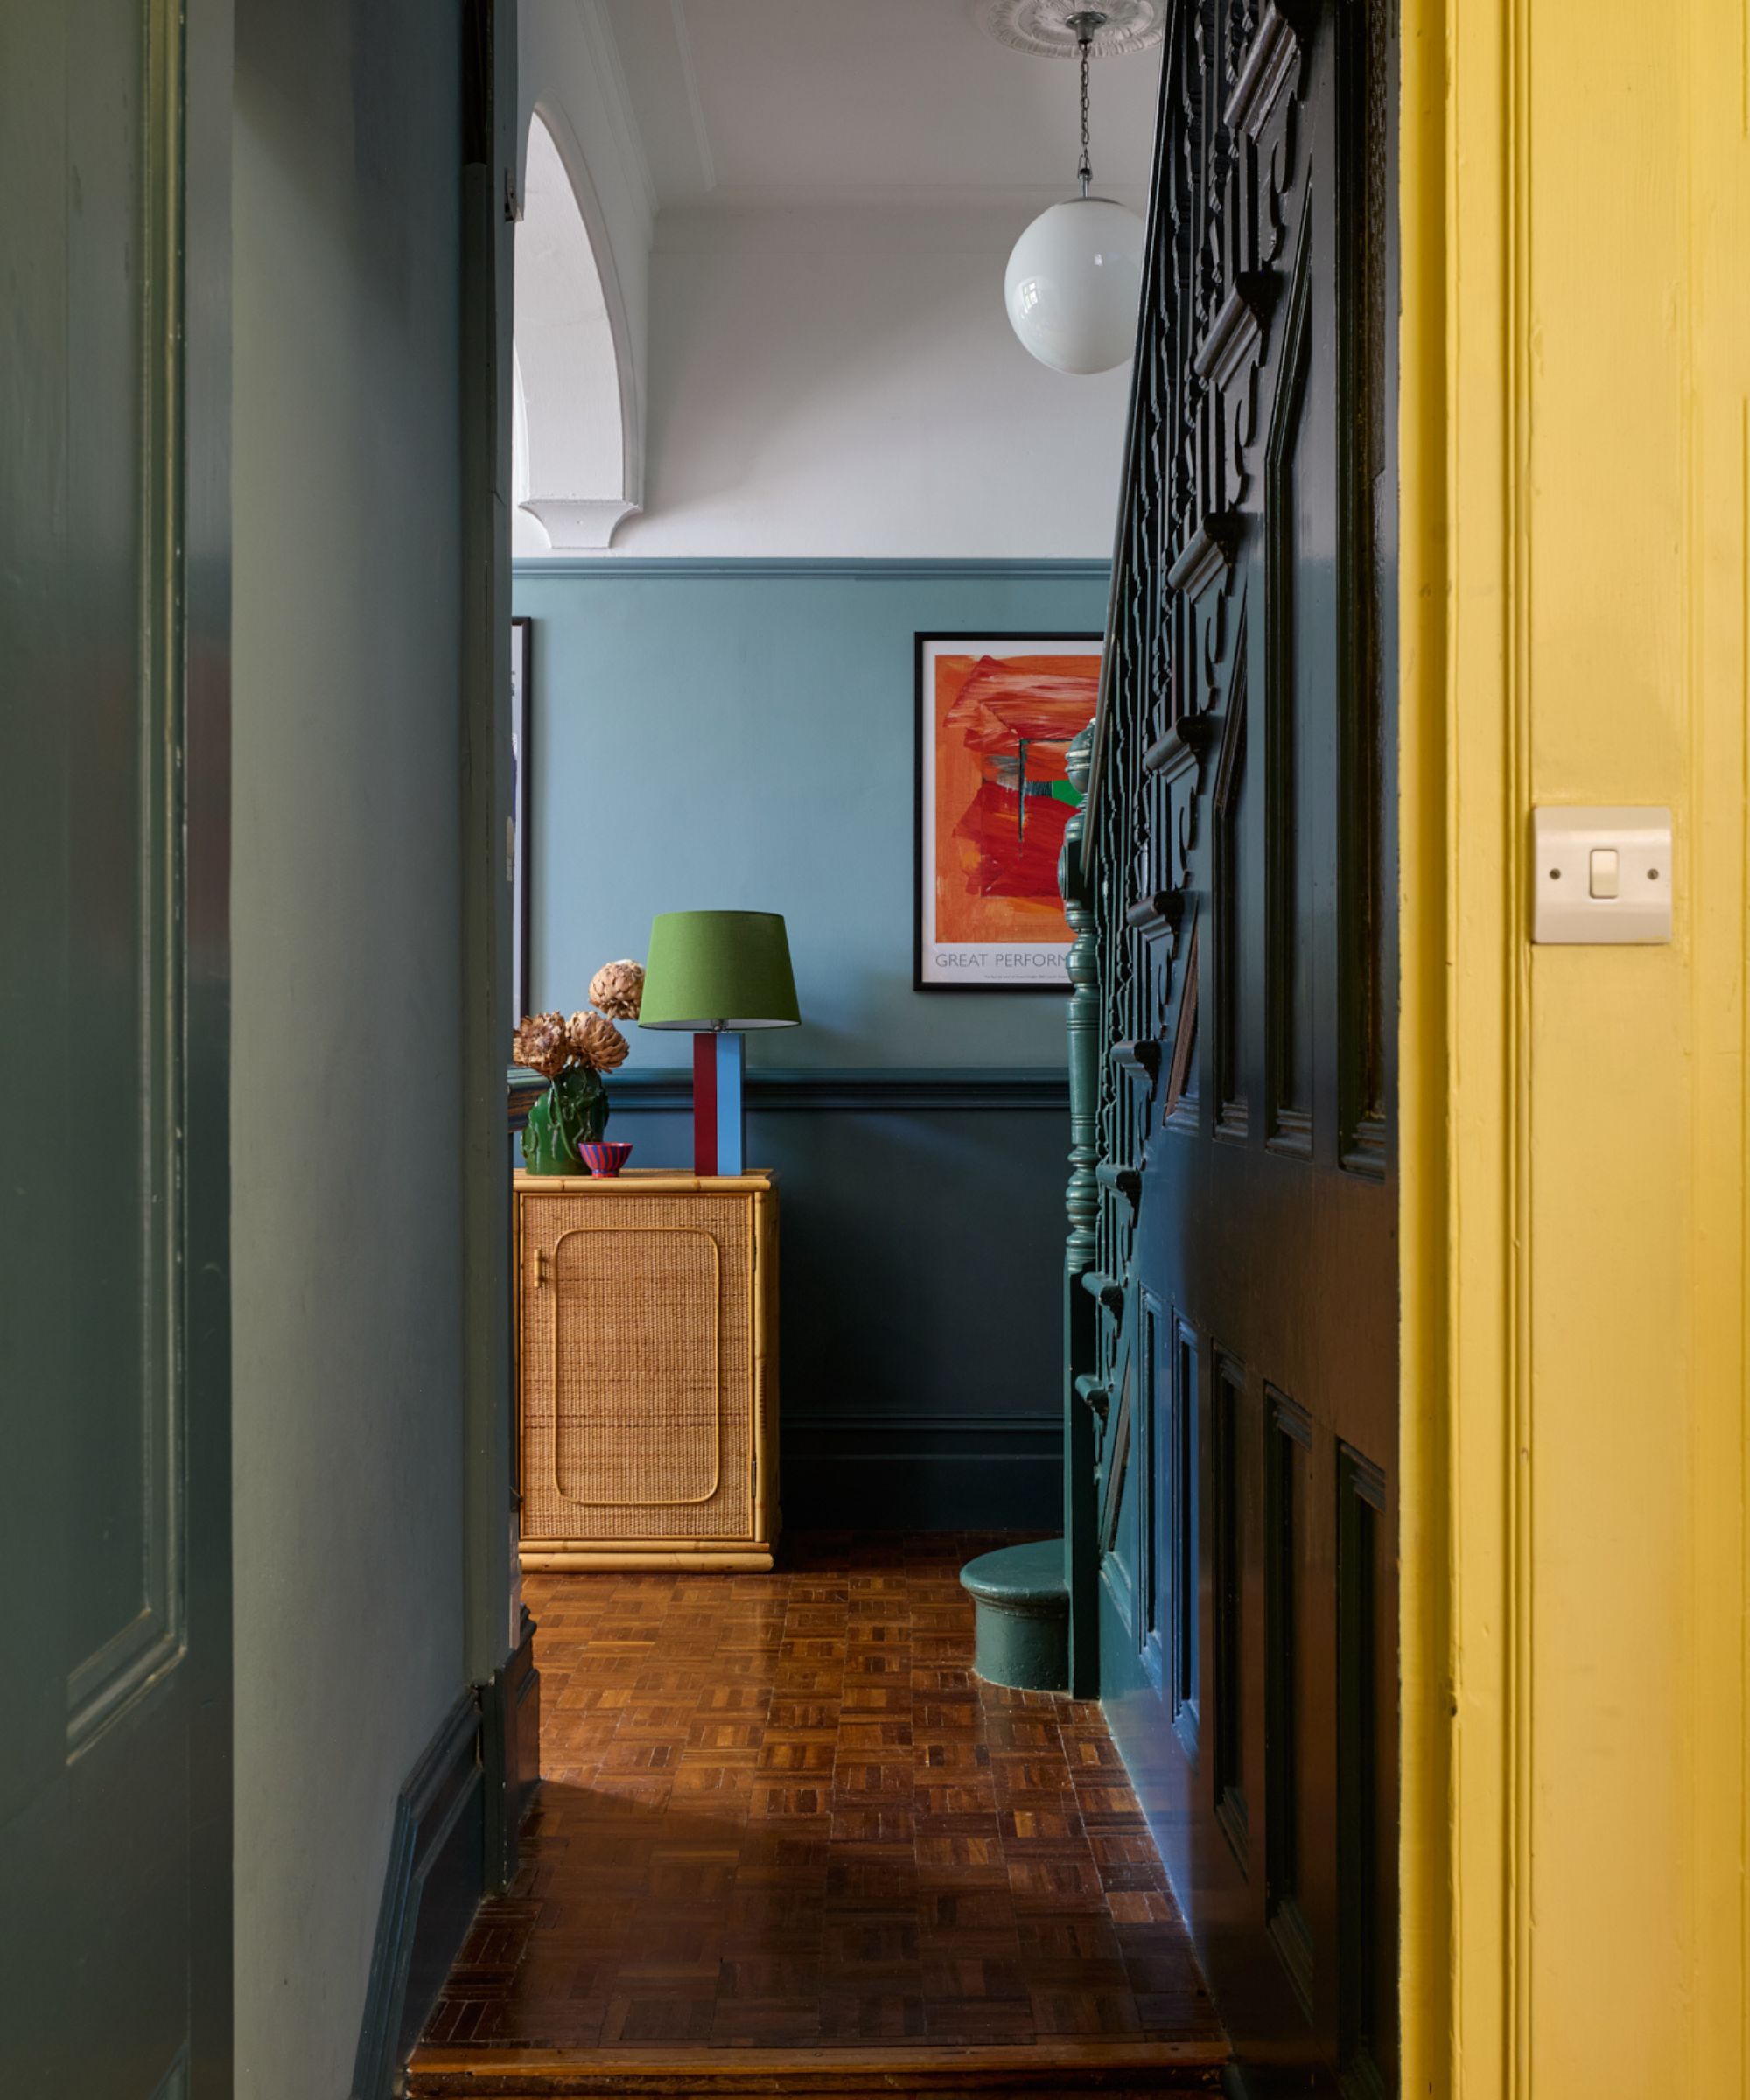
[{"xmin": 959, "ymin": 1536, "xmax": 1069, "ymax": 1692}]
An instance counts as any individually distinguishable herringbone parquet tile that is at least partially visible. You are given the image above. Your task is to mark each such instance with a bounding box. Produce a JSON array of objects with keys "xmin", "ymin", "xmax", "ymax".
[{"xmin": 416, "ymin": 1533, "xmax": 1223, "ymax": 2067}]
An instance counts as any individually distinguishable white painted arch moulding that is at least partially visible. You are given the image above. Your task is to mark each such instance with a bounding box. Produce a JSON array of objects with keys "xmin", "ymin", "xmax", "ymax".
[{"xmin": 514, "ymin": 101, "xmax": 644, "ymax": 550}]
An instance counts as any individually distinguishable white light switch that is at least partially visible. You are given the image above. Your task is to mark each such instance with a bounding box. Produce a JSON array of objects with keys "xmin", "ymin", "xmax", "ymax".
[{"xmin": 1532, "ymin": 807, "xmax": 1672, "ymax": 944}]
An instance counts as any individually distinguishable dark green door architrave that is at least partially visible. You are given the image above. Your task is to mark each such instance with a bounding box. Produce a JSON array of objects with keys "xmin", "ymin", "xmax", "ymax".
[{"xmin": 0, "ymin": 1, "xmax": 234, "ymax": 2092}]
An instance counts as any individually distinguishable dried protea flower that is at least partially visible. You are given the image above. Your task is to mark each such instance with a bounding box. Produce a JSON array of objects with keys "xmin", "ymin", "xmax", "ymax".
[
  {"xmin": 590, "ymin": 957, "xmax": 645, "ymax": 1020},
  {"xmin": 567, "ymin": 1010, "xmax": 630, "ymax": 1073},
  {"xmin": 512, "ymin": 1011, "xmax": 571, "ymax": 1079}
]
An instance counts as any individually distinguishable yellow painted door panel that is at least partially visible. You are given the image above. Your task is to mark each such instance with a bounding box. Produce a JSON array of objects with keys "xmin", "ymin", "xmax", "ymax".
[{"xmin": 1398, "ymin": 0, "xmax": 1750, "ymax": 2092}]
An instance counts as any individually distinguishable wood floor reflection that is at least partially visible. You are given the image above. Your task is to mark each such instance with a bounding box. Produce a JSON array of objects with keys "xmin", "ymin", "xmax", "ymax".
[{"xmin": 410, "ymin": 1533, "xmax": 1227, "ymax": 2093}]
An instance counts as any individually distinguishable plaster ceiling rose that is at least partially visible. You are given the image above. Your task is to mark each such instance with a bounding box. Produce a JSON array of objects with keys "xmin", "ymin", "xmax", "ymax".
[{"xmin": 968, "ymin": 0, "xmax": 1166, "ymax": 60}]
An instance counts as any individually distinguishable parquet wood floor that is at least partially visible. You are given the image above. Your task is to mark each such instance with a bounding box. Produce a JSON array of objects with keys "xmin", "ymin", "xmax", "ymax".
[{"xmin": 410, "ymin": 1535, "xmax": 1227, "ymax": 2096}]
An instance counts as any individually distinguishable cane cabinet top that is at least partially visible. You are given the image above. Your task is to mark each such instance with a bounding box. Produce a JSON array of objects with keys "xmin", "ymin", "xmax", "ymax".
[{"xmin": 514, "ymin": 1168, "xmax": 774, "ymax": 1196}]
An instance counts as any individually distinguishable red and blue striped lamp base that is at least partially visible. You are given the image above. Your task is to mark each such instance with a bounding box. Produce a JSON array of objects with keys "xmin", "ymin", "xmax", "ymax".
[{"xmin": 691, "ymin": 1029, "xmax": 746, "ymax": 1177}]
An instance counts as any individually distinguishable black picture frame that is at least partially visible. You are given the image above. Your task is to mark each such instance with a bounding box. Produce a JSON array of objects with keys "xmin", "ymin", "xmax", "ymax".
[
  {"xmin": 914, "ymin": 629, "xmax": 1102, "ymax": 994},
  {"xmin": 510, "ymin": 614, "xmax": 533, "ymax": 1027}
]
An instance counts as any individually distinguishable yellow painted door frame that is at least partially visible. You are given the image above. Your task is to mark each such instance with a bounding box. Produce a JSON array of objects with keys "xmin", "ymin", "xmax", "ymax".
[{"xmin": 1398, "ymin": 0, "xmax": 1750, "ymax": 2092}]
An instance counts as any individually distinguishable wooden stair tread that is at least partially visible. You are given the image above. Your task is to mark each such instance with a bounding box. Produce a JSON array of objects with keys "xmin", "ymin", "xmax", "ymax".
[{"xmin": 407, "ymin": 2037, "xmax": 1229, "ymax": 2096}]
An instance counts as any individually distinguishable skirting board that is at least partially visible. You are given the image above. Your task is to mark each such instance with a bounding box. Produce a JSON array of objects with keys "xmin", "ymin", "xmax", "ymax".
[
  {"xmin": 352, "ymin": 1618, "xmax": 542, "ymax": 2100},
  {"xmin": 351, "ymin": 1691, "xmax": 484, "ymax": 2100},
  {"xmin": 784, "ymin": 1413, "xmax": 1061, "ymax": 1530},
  {"xmin": 481, "ymin": 1607, "xmax": 541, "ymax": 1891}
]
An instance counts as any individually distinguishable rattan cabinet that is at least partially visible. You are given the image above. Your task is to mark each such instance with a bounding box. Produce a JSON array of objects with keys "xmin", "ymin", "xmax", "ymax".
[{"xmin": 514, "ymin": 1169, "xmax": 778, "ymax": 1571}]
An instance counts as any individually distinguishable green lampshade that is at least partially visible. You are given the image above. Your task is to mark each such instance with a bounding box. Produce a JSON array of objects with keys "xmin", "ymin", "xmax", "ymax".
[{"xmin": 639, "ymin": 910, "xmax": 801, "ymax": 1031}]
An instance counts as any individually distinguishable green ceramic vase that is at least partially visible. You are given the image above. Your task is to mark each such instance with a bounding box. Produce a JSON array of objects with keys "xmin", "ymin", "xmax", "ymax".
[{"xmin": 522, "ymin": 1067, "xmax": 609, "ymax": 1174}]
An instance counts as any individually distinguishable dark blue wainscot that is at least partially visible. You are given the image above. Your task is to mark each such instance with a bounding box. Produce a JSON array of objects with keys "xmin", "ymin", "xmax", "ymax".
[{"xmin": 512, "ymin": 1067, "xmax": 1068, "ymax": 1530}]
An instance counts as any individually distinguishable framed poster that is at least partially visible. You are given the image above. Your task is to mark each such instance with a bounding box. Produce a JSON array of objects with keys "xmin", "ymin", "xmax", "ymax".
[
  {"xmin": 510, "ymin": 615, "xmax": 533, "ymax": 1027},
  {"xmin": 914, "ymin": 632, "xmax": 1102, "ymax": 991}
]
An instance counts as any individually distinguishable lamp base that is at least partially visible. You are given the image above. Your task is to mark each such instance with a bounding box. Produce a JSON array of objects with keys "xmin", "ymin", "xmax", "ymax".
[{"xmin": 691, "ymin": 1030, "xmax": 746, "ymax": 1177}]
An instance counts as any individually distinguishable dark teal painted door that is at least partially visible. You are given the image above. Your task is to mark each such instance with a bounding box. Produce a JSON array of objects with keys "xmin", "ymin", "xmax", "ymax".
[
  {"xmin": 1073, "ymin": 3, "xmax": 1396, "ymax": 2091},
  {"xmin": 0, "ymin": 2, "xmax": 232, "ymax": 2092}
]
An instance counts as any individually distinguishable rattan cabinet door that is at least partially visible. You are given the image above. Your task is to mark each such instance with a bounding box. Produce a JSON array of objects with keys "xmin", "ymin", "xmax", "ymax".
[{"xmin": 520, "ymin": 1190, "xmax": 755, "ymax": 1544}]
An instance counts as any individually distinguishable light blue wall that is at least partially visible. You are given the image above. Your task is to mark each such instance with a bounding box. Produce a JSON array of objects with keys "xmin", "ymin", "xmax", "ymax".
[
  {"xmin": 513, "ymin": 560, "xmax": 1110, "ymax": 1068},
  {"xmin": 513, "ymin": 560, "xmax": 1106, "ymax": 1530}
]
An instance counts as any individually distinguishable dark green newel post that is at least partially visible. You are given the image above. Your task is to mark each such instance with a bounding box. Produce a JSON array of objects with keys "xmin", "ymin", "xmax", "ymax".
[
  {"xmin": 1063, "ymin": 723, "xmax": 1100, "ymax": 1270},
  {"xmin": 952, "ymin": 723, "xmax": 1096, "ymax": 1696},
  {"xmin": 1061, "ymin": 721, "xmax": 1101, "ymax": 1696}
]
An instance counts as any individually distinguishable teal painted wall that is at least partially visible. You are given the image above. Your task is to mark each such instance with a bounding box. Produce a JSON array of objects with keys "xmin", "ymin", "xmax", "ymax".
[
  {"xmin": 232, "ymin": 7, "xmax": 468, "ymax": 2094},
  {"xmin": 513, "ymin": 561, "xmax": 1107, "ymax": 1527},
  {"xmin": 513, "ymin": 561, "xmax": 1110, "ymax": 1067}
]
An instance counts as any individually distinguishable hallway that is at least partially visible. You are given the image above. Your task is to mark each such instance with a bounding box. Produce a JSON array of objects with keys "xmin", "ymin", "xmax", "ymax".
[{"xmin": 409, "ymin": 1536, "xmax": 1227, "ymax": 2093}]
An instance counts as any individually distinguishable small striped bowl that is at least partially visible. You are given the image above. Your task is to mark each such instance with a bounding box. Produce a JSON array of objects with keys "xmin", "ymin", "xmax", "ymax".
[{"xmin": 580, "ymin": 1140, "xmax": 633, "ymax": 1178}]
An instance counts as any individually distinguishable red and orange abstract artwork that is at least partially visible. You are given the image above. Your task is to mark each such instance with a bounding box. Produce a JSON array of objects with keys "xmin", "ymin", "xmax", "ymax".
[{"xmin": 915, "ymin": 633, "xmax": 1102, "ymax": 990}]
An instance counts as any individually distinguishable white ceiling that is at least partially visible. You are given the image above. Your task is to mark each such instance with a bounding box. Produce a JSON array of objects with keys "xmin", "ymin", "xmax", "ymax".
[{"xmin": 602, "ymin": 0, "xmax": 1163, "ymax": 210}]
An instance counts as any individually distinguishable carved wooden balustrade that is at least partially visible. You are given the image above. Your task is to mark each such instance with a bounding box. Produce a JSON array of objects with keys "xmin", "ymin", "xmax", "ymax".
[
  {"xmin": 1059, "ymin": 5, "xmax": 1400, "ymax": 2082},
  {"xmin": 1059, "ymin": 0, "xmax": 1307, "ymax": 1692}
]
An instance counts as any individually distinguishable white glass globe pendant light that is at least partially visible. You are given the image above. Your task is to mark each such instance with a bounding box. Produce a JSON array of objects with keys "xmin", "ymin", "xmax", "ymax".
[{"xmin": 1004, "ymin": 10, "xmax": 1145, "ymax": 375}]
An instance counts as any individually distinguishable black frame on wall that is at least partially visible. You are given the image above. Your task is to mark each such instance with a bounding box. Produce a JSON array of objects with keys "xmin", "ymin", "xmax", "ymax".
[{"xmin": 913, "ymin": 628, "xmax": 1102, "ymax": 995}]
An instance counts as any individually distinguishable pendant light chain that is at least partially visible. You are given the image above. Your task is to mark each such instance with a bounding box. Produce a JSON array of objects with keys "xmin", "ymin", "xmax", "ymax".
[
  {"xmin": 1066, "ymin": 9, "xmax": 1108, "ymax": 196},
  {"xmin": 1079, "ymin": 36, "xmax": 1092, "ymax": 192}
]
